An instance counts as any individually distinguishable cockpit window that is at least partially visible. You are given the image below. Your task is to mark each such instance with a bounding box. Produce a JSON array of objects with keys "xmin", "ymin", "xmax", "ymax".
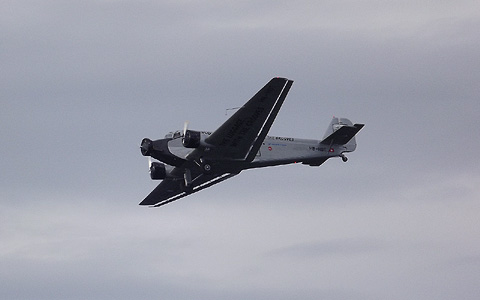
[
  {"xmin": 165, "ymin": 131, "xmax": 183, "ymax": 139},
  {"xmin": 172, "ymin": 131, "xmax": 182, "ymax": 139}
]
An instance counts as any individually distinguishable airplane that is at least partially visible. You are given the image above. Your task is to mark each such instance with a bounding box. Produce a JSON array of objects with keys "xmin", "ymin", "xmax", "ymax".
[{"xmin": 139, "ymin": 77, "xmax": 364, "ymax": 207}]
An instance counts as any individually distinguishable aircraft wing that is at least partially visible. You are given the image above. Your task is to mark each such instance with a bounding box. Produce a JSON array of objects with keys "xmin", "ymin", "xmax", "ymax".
[
  {"xmin": 139, "ymin": 172, "xmax": 238, "ymax": 207},
  {"xmin": 203, "ymin": 77, "xmax": 293, "ymax": 160}
]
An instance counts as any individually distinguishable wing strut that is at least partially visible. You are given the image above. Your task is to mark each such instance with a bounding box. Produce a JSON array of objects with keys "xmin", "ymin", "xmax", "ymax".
[{"xmin": 245, "ymin": 79, "xmax": 293, "ymax": 162}]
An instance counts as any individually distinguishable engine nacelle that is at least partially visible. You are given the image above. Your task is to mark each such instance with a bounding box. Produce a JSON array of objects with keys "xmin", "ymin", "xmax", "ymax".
[
  {"xmin": 182, "ymin": 130, "xmax": 201, "ymax": 148},
  {"xmin": 150, "ymin": 162, "xmax": 167, "ymax": 180}
]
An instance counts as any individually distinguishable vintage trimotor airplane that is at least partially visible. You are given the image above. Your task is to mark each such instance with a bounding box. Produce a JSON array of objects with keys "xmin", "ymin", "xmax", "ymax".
[{"xmin": 140, "ymin": 77, "xmax": 364, "ymax": 207}]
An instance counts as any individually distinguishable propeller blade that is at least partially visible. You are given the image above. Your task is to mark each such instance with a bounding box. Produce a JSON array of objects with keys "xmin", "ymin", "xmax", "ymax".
[
  {"xmin": 148, "ymin": 156, "xmax": 152, "ymax": 173},
  {"xmin": 183, "ymin": 121, "xmax": 189, "ymax": 136}
]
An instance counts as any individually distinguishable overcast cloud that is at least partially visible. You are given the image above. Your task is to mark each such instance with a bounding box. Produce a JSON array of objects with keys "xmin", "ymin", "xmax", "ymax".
[{"xmin": 1, "ymin": 1, "xmax": 480, "ymax": 299}]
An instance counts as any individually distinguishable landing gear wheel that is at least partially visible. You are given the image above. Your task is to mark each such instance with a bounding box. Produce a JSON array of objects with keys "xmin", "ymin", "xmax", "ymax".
[{"xmin": 341, "ymin": 155, "xmax": 348, "ymax": 163}]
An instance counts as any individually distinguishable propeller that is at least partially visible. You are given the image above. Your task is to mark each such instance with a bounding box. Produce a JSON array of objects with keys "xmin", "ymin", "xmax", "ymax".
[
  {"xmin": 183, "ymin": 120, "xmax": 189, "ymax": 137},
  {"xmin": 183, "ymin": 120, "xmax": 190, "ymax": 146},
  {"xmin": 148, "ymin": 156, "xmax": 153, "ymax": 172},
  {"xmin": 184, "ymin": 121, "xmax": 189, "ymax": 135}
]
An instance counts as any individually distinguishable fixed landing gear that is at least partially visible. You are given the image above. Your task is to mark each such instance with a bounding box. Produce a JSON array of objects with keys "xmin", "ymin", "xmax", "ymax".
[
  {"xmin": 183, "ymin": 169, "xmax": 193, "ymax": 193},
  {"xmin": 340, "ymin": 154, "xmax": 348, "ymax": 162}
]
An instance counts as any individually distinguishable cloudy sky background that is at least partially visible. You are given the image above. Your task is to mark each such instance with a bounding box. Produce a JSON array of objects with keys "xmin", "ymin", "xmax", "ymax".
[{"xmin": 1, "ymin": 1, "xmax": 479, "ymax": 299}]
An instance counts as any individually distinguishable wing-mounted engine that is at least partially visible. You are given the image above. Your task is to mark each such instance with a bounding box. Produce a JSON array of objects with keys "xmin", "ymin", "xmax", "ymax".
[
  {"xmin": 181, "ymin": 121, "xmax": 213, "ymax": 149},
  {"xmin": 182, "ymin": 130, "xmax": 214, "ymax": 149},
  {"xmin": 182, "ymin": 130, "xmax": 201, "ymax": 148},
  {"xmin": 150, "ymin": 162, "xmax": 167, "ymax": 180}
]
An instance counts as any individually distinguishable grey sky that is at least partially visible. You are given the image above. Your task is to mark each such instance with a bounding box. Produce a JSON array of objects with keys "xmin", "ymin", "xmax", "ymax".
[{"xmin": 1, "ymin": 1, "xmax": 479, "ymax": 299}]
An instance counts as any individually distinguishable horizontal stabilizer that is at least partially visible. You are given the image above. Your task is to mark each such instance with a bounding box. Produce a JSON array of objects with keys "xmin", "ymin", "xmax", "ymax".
[{"xmin": 320, "ymin": 124, "xmax": 364, "ymax": 145}]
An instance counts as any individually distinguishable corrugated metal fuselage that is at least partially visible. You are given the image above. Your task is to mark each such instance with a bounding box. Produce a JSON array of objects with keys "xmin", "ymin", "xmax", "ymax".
[{"xmin": 162, "ymin": 132, "xmax": 356, "ymax": 173}]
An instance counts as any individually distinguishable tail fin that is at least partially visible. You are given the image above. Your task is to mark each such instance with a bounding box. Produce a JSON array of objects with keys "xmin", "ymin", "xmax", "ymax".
[{"xmin": 321, "ymin": 117, "xmax": 364, "ymax": 152}]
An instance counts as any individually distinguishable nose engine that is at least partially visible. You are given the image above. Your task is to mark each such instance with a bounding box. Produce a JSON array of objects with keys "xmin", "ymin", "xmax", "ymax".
[{"xmin": 140, "ymin": 138, "xmax": 153, "ymax": 156}]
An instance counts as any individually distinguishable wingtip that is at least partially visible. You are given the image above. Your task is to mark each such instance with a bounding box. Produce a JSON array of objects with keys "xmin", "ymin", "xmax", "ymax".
[
  {"xmin": 139, "ymin": 199, "xmax": 153, "ymax": 206},
  {"xmin": 273, "ymin": 76, "xmax": 291, "ymax": 81}
]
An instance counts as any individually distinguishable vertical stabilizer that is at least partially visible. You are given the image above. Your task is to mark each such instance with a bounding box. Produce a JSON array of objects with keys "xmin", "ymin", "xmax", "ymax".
[
  {"xmin": 322, "ymin": 117, "xmax": 354, "ymax": 140},
  {"xmin": 321, "ymin": 117, "xmax": 364, "ymax": 152}
]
